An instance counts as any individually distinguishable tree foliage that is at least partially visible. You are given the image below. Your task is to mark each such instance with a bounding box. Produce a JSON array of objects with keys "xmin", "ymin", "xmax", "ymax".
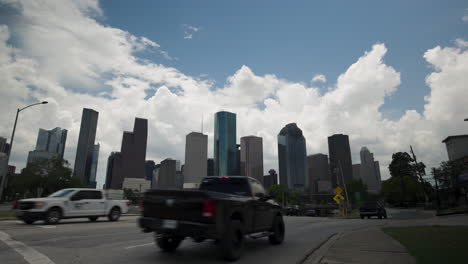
[
  {"xmin": 346, "ymin": 178, "xmax": 368, "ymax": 204},
  {"xmin": 267, "ymin": 184, "xmax": 304, "ymax": 206},
  {"xmin": 6, "ymin": 157, "xmax": 83, "ymax": 199}
]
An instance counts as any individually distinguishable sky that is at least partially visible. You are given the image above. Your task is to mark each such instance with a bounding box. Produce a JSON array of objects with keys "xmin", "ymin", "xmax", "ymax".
[{"xmin": 0, "ymin": 0, "xmax": 467, "ymax": 188}]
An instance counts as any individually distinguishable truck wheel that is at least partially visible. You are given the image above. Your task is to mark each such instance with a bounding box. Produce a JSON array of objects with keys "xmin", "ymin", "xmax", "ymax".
[
  {"xmin": 221, "ymin": 220, "xmax": 244, "ymax": 261},
  {"xmin": 269, "ymin": 215, "xmax": 285, "ymax": 245},
  {"xmin": 155, "ymin": 234, "xmax": 183, "ymax": 252},
  {"xmin": 108, "ymin": 207, "xmax": 121, "ymax": 221},
  {"xmin": 45, "ymin": 208, "xmax": 62, "ymax": 225},
  {"xmin": 89, "ymin": 216, "xmax": 98, "ymax": 222},
  {"xmin": 23, "ymin": 219, "xmax": 35, "ymax": 225}
]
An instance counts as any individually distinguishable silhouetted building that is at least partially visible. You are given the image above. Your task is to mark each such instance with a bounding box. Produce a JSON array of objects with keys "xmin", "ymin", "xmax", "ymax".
[
  {"xmin": 207, "ymin": 158, "xmax": 214, "ymax": 176},
  {"xmin": 0, "ymin": 137, "xmax": 9, "ymax": 154},
  {"xmin": 307, "ymin": 153, "xmax": 331, "ymax": 194},
  {"xmin": 278, "ymin": 123, "xmax": 308, "ymax": 192},
  {"xmin": 328, "ymin": 134, "xmax": 353, "ymax": 187},
  {"xmin": 145, "ymin": 160, "xmax": 156, "ymax": 181},
  {"xmin": 106, "ymin": 118, "xmax": 148, "ymax": 189},
  {"xmin": 88, "ymin": 144, "xmax": 99, "ymax": 188},
  {"xmin": 374, "ymin": 161, "xmax": 382, "ymax": 192},
  {"xmin": 442, "ymin": 135, "xmax": 468, "ymax": 161},
  {"xmin": 184, "ymin": 132, "xmax": 208, "ymax": 187},
  {"xmin": 352, "ymin": 164, "xmax": 361, "ymax": 180},
  {"xmin": 74, "ymin": 108, "xmax": 99, "ymax": 186},
  {"xmin": 105, "ymin": 152, "xmax": 118, "ymax": 189},
  {"xmin": 214, "ymin": 111, "xmax": 237, "ymax": 176},
  {"xmin": 359, "ymin": 147, "xmax": 381, "ymax": 193},
  {"xmin": 263, "ymin": 169, "xmax": 278, "ymax": 189},
  {"xmin": 240, "ymin": 136, "xmax": 263, "ymax": 183},
  {"xmin": 157, "ymin": 159, "xmax": 177, "ymax": 189}
]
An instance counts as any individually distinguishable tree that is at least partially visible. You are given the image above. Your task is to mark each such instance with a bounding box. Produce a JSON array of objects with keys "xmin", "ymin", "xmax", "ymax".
[
  {"xmin": 433, "ymin": 159, "xmax": 466, "ymax": 207},
  {"xmin": 123, "ymin": 188, "xmax": 140, "ymax": 205},
  {"xmin": 6, "ymin": 157, "xmax": 83, "ymax": 199},
  {"xmin": 346, "ymin": 179, "xmax": 368, "ymax": 206},
  {"xmin": 267, "ymin": 184, "xmax": 304, "ymax": 206}
]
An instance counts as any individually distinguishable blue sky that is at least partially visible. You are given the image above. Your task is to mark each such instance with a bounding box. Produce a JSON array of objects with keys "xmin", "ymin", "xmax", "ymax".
[{"xmin": 100, "ymin": 0, "xmax": 468, "ymax": 119}]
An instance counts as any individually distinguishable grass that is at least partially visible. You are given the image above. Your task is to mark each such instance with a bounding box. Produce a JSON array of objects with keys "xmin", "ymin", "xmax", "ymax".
[
  {"xmin": 382, "ymin": 226, "xmax": 468, "ymax": 264},
  {"xmin": 0, "ymin": 211, "xmax": 15, "ymax": 218}
]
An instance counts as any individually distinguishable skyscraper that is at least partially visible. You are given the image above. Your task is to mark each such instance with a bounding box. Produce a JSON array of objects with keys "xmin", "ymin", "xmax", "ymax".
[
  {"xmin": 27, "ymin": 127, "xmax": 68, "ymax": 165},
  {"xmin": 328, "ymin": 134, "xmax": 353, "ymax": 187},
  {"xmin": 184, "ymin": 132, "xmax": 208, "ymax": 187},
  {"xmin": 207, "ymin": 158, "xmax": 214, "ymax": 176},
  {"xmin": 307, "ymin": 153, "xmax": 331, "ymax": 193},
  {"xmin": 145, "ymin": 160, "xmax": 156, "ymax": 181},
  {"xmin": 214, "ymin": 111, "xmax": 237, "ymax": 176},
  {"xmin": 359, "ymin": 147, "xmax": 382, "ymax": 194},
  {"xmin": 0, "ymin": 137, "xmax": 9, "ymax": 154},
  {"xmin": 88, "ymin": 143, "xmax": 99, "ymax": 188},
  {"xmin": 157, "ymin": 158, "xmax": 177, "ymax": 189},
  {"xmin": 105, "ymin": 152, "xmax": 116, "ymax": 189},
  {"xmin": 278, "ymin": 123, "xmax": 308, "ymax": 192},
  {"xmin": 74, "ymin": 108, "xmax": 99, "ymax": 185},
  {"xmin": 240, "ymin": 136, "xmax": 264, "ymax": 183}
]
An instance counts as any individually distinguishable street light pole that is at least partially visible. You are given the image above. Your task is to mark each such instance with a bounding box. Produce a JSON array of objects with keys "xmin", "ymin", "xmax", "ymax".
[{"xmin": 0, "ymin": 101, "xmax": 48, "ymax": 201}]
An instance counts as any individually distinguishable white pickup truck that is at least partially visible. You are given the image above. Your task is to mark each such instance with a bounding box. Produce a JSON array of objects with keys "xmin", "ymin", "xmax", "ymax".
[{"xmin": 14, "ymin": 188, "xmax": 130, "ymax": 224}]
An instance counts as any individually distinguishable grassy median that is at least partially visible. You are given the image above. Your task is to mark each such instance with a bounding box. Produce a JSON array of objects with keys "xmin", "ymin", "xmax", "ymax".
[
  {"xmin": 382, "ymin": 226, "xmax": 468, "ymax": 264},
  {"xmin": 0, "ymin": 211, "xmax": 15, "ymax": 218}
]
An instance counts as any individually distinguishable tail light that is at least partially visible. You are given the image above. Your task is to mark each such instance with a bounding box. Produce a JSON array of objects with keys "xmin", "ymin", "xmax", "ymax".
[{"xmin": 202, "ymin": 200, "xmax": 216, "ymax": 218}]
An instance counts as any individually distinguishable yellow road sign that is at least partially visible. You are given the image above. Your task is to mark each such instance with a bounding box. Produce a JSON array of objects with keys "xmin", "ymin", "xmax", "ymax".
[
  {"xmin": 333, "ymin": 195, "xmax": 342, "ymax": 204},
  {"xmin": 335, "ymin": 194, "xmax": 345, "ymax": 200},
  {"xmin": 334, "ymin": 186, "xmax": 343, "ymax": 195}
]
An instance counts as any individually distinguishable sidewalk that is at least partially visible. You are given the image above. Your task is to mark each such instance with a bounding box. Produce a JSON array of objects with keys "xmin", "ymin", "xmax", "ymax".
[{"xmin": 304, "ymin": 228, "xmax": 416, "ymax": 264}]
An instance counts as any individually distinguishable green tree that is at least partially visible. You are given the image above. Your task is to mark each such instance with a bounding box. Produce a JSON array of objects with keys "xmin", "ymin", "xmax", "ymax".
[
  {"xmin": 346, "ymin": 179, "xmax": 368, "ymax": 206},
  {"xmin": 433, "ymin": 159, "xmax": 466, "ymax": 206},
  {"xmin": 123, "ymin": 188, "xmax": 140, "ymax": 205},
  {"xmin": 267, "ymin": 184, "xmax": 304, "ymax": 206}
]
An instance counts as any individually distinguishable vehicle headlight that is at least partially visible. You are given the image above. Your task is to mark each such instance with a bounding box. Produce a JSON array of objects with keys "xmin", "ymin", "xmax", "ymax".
[{"xmin": 34, "ymin": 202, "xmax": 46, "ymax": 208}]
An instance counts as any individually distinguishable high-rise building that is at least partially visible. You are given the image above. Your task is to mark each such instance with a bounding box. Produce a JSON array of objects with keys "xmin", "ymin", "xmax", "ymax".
[
  {"xmin": 328, "ymin": 134, "xmax": 353, "ymax": 187},
  {"xmin": 74, "ymin": 108, "xmax": 99, "ymax": 185},
  {"xmin": 145, "ymin": 160, "xmax": 156, "ymax": 181},
  {"xmin": 184, "ymin": 132, "xmax": 208, "ymax": 186},
  {"xmin": 307, "ymin": 153, "xmax": 331, "ymax": 193},
  {"xmin": 207, "ymin": 158, "xmax": 214, "ymax": 176},
  {"xmin": 214, "ymin": 111, "xmax": 237, "ymax": 176},
  {"xmin": 352, "ymin": 164, "xmax": 361, "ymax": 180},
  {"xmin": 374, "ymin": 161, "xmax": 382, "ymax": 192},
  {"xmin": 240, "ymin": 136, "xmax": 264, "ymax": 183},
  {"xmin": 105, "ymin": 118, "xmax": 148, "ymax": 189},
  {"xmin": 27, "ymin": 127, "xmax": 68, "ymax": 165},
  {"xmin": 88, "ymin": 144, "xmax": 99, "ymax": 188},
  {"xmin": 156, "ymin": 159, "xmax": 177, "ymax": 189},
  {"xmin": 442, "ymin": 135, "xmax": 468, "ymax": 161},
  {"xmin": 0, "ymin": 137, "xmax": 10, "ymax": 154},
  {"xmin": 105, "ymin": 152, "xmax": 116, "ymax": 189},
  {"xmin": 263, "ymin": 169, "xmax": 278, "ymax": 189},
  {"xmin": 359, "ymin": 147, "xmax": 382, "ymax": 194},
  {"xmin": 278, "ymin": 123, "xmax": 308, "ymax": 192}
]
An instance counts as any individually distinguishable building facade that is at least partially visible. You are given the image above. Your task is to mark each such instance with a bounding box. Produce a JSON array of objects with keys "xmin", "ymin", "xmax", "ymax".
[
  {"xmin": 278, "ymin": 123, "xmax": 308, "ymax": 192},
  {"xmin": 145, "ymin": 160, "xmax": 156, "ymax": 181},
  {"xmin": 35, "ymin": 127, "xmax": 68, "ymax": 158},
  {"xmin": 214, "ymin": 111, "xmax": 237, "ymax": 176},
  {"xmin": 184, "ymin": 132, "xmax": 208, "ymax": 185},
  {"xmin": 156, "ymin": 159, "xmax": 177, "ymax": 189},
  {"xmin": 240, "ymin": 136, "xmax": 264, "ymax": 183},
  {"xmin": 88, "ymin": 144, "xmax": 99, "ymax": 188},
  {"xmin": 352, "ymin": 164, "xmax": 361, "ymax": 180},
  {"xmin": 328, "ymin": 134, "xmax": 353, "ymax": 187},
  {"xmin": 359, "ymin": 147, "xmax": 382, "ymax": 194},
  {"xmin": 207, "ymin": 158, "xmax": 214, "ymax": 176},
  {"xmin": 263, "ymin": 169, "xmax": 278, "ymax": 189},
  {"xmin": 0, "ymin": 137, "xmax": 9, "ymax": 154},
  {"xmin": 442, "ymin": 135, "xmax": 468, "ymax": 161},
  {"xmin": 307, "ymin": 153, "xmax": 331, "ymax": 194},
  {"xmin": 74, "ymin": 108, "xmax": 99, "ymax": 186}
]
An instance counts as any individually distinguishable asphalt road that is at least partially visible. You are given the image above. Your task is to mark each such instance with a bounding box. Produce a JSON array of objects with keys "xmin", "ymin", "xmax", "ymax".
[{"xmin": 0, "ymin": 209, "xmax": 432, "ymax": 264}]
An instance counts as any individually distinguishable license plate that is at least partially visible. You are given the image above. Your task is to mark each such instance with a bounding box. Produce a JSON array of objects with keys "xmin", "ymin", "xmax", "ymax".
[{"xmin": 162, "ymin": 220, "xmax": 178, "ymax": 229}]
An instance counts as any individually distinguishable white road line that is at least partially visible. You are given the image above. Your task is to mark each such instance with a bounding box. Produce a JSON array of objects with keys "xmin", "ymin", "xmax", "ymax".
[
  {"xmin": 38, "ymin": 226, "xmax": 56, "ymax": 229},
  {"xmin": 0, "ymin": 231, "xmax": 55, "ymax": 264},
  {"xmin": 124, "ymin": 242, "xmax": 154, "ymax": 250}
]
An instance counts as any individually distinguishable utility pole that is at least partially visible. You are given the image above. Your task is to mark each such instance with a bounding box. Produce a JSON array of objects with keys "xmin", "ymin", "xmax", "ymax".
[
  {"xmin": 410, "ymin": 145, "xmax": 429, "ymax": 204},
  {"xmin": 432, "ymin": 168, "xmax": 441, "ymax": 209}
]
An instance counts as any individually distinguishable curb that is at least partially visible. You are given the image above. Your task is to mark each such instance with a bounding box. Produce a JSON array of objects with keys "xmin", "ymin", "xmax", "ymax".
[{"xmin": 299, "ymin": 232, "xmax": 342, "ymax": 264}]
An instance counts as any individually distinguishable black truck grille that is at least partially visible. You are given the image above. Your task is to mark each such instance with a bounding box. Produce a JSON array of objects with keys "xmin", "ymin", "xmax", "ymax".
[{"xmin": 19, "ymin": 202, "xmax": 35, "ymax": 210}]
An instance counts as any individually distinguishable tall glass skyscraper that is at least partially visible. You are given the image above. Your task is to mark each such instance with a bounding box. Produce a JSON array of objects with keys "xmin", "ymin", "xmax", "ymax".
[
  {"xmin": 74, "ymin": 108, "xmax": 99, "ymax": 186},
  {"xmin": 35, "ymin": 127, "xmax": 68, "ymax": 158},
  {"xmin": 328, "ymin": 134, "xmax": 353, "ymax": 187},
  {"xmin": 214, "ymin": 111, "xmax": 237, "ymax": 176},
  {"xmin": 278, "ymin": 123, "xmax": 308, "ymax": 192}
]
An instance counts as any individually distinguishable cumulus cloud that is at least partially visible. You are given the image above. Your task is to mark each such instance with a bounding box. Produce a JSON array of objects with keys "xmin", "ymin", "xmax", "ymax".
[
  {"xmin": 311, "ymin": 74, "xmax": 327, "ymax": 83},
  {"xmin": 1, "ymin": 0, "xmax": 467, "ymax": 189},
  {"xmin": 183, "ymin": 24, "xmax": 201, "ymax": 39}
]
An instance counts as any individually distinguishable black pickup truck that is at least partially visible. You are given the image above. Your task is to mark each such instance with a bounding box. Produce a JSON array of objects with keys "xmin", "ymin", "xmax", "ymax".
[{"xmin": 138, "ymin": 176, "xmax": 285, "ymax": 261}]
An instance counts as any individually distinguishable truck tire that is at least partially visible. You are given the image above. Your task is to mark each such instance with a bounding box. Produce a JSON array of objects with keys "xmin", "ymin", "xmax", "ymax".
[
  {"xmin": 269, "ymin": 215, "xmax": 285, "ymax": 245},
  {"xmin": 155, "ymin": 234, "xmax": 183, "ymax": 252},
  {"xmin": 221, "ymin": 220, "xmax": 244, "ymax": 261},
  {"xmin": 45, "ymin": 208, "xmax": 62, "ymax": 225},
  {"xmin": 89, "ymin": 216, "xmax": 98, "ymax": 222},
  {"xmin": 108, "ymin": 207, "xmax": 121, "ymax": 221}
]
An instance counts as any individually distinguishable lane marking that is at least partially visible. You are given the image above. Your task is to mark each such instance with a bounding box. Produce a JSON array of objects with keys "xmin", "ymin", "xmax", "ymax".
[
  {"xmin": 38, "ymin": 226, "xmax": 56, "ymax": 229},
  {"xmin": 0, "ymin": 230, "xmax": 55, "ymax": 264},
  {"xmin": 124, "ymin": 242, "xmax": 154, "ymax": 250}
]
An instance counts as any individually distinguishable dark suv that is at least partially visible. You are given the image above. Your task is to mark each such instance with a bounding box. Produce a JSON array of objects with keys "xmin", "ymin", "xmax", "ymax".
[{"xmin": 359, "ymin": 201, "xmax": 387, "ymax": 219}]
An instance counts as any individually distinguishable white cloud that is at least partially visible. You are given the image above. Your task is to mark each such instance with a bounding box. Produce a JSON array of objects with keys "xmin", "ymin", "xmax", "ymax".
[
  {"xmin": 183, "ymin": 24, "xmax": 201, "ymax": 39},
  {"xmin": 1, "ymin": 0, "xmax": 467, "ymax": 189},
  {"xmin": 455, "ymin": 38, "xmax": 468, "ymax": 48},
  {"xmin": 463, "ymin": 15, "xmax": 468, "ymax": 22},
  {"xmin": 311, "ymin": 74, "xmax": 327, "ymax": 83}
]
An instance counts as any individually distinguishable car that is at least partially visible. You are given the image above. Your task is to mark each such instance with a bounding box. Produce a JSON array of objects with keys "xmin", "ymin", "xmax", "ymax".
[
  {"xmin": 359, "ymin": 201, "xmax": 387, "ymax": 219},
  {"xmin": 285, "ymin": 205, "xmax": 302, "ymax": 216},
  {"xmin": 304, "ymin": 209, "xmax": 317, "ymax": 217},
  {"xmin": 14, "ymin": 188, "xmax": 130, "ymax": 224},
  {"xmin": 138, "ymin": 176, "xmax": 285, "ymax": 261}
]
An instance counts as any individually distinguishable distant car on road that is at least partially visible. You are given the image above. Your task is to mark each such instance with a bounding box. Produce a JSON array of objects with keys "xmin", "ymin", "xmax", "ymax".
[
  {"xmin": 14, "ymin": 188, "xmax": 130, "ymax": 225},
  {"xmin": 304, "ymin": 209, "xmax": 317, "ymax": 217},
  {"xmin": 359, "ymin": 201, "xmax": 387, "ymax": 219},
  {"xmin": 285, "ymin": 205, "xmax": 302, "ymax": 216},
  {"xmin": 138, "ymin": 176, "xmax": 285, "ymax": 261}
]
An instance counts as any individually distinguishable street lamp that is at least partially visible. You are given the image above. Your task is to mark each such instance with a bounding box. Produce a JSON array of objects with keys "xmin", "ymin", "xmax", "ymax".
[{"xmin": 0, "ymin": 101, "xmax": 48, "ymax": 200}]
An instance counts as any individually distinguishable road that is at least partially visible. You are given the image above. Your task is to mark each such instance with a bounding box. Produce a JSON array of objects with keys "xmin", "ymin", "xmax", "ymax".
[{"xmin": 0, "ymin": 209, "xmax": 434, "ymax": 264}]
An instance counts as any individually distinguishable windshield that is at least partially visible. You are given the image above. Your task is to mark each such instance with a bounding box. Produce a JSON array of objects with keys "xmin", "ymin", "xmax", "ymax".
[
  {"xmin": 48, "ymin": 189, "xmax": 75, "ymax": 198},
  {"xmin": 199, "ymin": 178, "xmax": 251, "ymax": 196}
]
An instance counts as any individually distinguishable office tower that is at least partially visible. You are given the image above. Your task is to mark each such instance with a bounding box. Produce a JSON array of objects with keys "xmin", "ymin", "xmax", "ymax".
[
  {"xmin": 184, "ymin": 132, "xmax": 208, "ymax": 187},
  {"xmin": 0, "ymin": 137, "xmax": 10, "ymax": 154},
  {"xmin": 88, "ymin": 144, "xmax": 99, "ymax": 188},
  {"xmin": 442, "ymin": 135, "xmax": 468, "ymax": 161},
  {"xmin": 74, "ymin": 108, "xmax": 99, "ymax": 185},
  {"xmin": 307, "ymin": 153, "xmax": 332, "ymax": 193},
  {"xmin": 156, "ymin": 159, "xmax": 177, "ymax": 189},
  {"xmin": 240, "ymin": 136, "xmax": 264, "ymax": 183},
  {"xmin": 359, "ymin": 147, "xmax": 382, "ymax": 194},
  {"xmin": 207, "ymin": 158, "xmax": 214, "ymax": 176},
  {"xmin": 374, "ymin": 161, "xmax": 382, "ymax": 192},
  {"xmin": 145, "ymin": 160, "xmax": 156, "ymax": 181},
  {"xmin": 352, "ymin": 164, "xmax": 361, "ymax": 180},
  {"xmin": 105, "ymin": 152, "xmax": 116, "ymax": 189},
  {"xmin": 328, "ymin": 134, "xmax": 353, "ymax": 187},
  {"xmin": 175, "ymin": 163, "xmax": 184, "ymax": 189},
  {"xmin": 263, "ymin": 169, "xmax": 278, "ymax": 189},
  {"xmin": 214, "ymin": 111, "xmax": 237, "ymax": 176},
  {"xmin": 27, "ymin": 127, "xmax": 68, "ymax": 165},
  {"xmin": 278, "ymin": 123, "xmax": 308, "ymax": 192}
]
